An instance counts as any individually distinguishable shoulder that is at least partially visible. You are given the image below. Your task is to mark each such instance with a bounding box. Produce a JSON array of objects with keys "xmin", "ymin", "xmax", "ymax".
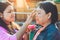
[
  {"xmin": 46, "ymin": 27, "xmax": 60, "ymax": 40},
  {"xmin": 0, "ymin": 26, "xmax": 10, "ymax": 39},
  {"xmin": 0, "ymin": 26, "xmax": 17, "ymax": 40},
  {"xmin": 0, "ymin": 26, "xmax": 7, "ymax": 32},
  {"xmin": 44, "ymin": 24, "xmax": 60, "ymax": 40}
]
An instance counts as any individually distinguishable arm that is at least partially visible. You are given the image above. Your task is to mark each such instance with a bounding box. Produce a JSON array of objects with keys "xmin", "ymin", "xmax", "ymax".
[
  {"xmin": 15, "ymin": 11, "xmax": 36, "ymax": 40},
  {"xmin": 0, "ymin": 11, "xmax": 35, "ymax": 40}
]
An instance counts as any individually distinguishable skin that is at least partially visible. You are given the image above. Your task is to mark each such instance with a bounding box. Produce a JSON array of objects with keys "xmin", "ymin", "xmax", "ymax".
[
  {"xmin": 35, "ymin": 7, "xmax": 51, "ymax": 27},
  {"xmin": 3, "ymin": 5, "xmax": 15, "ymax": 22},
  {"xmin": 0, "ymin": 5, "xmax": 15, "ymax": 25},
  {"xmin": 0, "ymin": 5, "xmax": 35, "ymax": 40},
  {"xmin": 33, "ymin": 7, "xmax": 52, "ymax": 40}
]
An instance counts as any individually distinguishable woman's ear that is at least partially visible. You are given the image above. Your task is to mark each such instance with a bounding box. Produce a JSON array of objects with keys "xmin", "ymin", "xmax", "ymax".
[
  {"xmin": 0, "ymin": 12, "xmax": 3, "ymax": 18},
  {"xmin": 48, "ymin": 12, "xmax": 51, "ymax": 19}
]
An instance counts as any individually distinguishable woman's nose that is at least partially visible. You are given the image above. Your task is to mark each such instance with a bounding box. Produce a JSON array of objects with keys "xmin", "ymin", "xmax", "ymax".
[
  {"xmin": 35, "ymin": 13, "xmax": 38, "ymax": 17},
  {"xmin": 11, "ymin": 12, "xmax": 15, "ymax": 16}
]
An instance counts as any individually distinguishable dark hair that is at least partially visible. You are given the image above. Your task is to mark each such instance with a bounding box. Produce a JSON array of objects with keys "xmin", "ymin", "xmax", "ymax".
[
  {"xmin": 36, "ymin": 1, "xmax": 58, "ymax": 24},
  {"xmin": 0, "ymin": 2, "xmax": 11, "ymax": 34},
  {"xmin": 0, "ymin": 2, "xmax": 11, "ymax": 13}
]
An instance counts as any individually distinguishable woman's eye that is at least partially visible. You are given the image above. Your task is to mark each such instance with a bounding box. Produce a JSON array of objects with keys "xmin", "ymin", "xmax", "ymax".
[
  {"xmin": 38, "ymin": 13, "xmax": 41, "ymax": 14},
  {"xmin": 8, "ymin": 11, "xmax": 11, "ymax": 13},
  {"xmin": 8, "ymin": 10, "xmax": 13, "ymax": 13}
]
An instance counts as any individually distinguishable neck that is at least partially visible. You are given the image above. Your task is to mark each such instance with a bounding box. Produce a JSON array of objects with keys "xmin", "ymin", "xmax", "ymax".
[
  {"xmin": 41, "ymin": 21, "xmax": 51, "ymax": 28},
  {"xmin": 4, "ymin": 21, "xmax": 11, "ymax": 25},
  {"xmin": 2, "ymin": 18, "xmax": 11, "ymax": 25},
  {"xmin": 37, "ymin": 21, "xmax": 51, "ymax": 33}
]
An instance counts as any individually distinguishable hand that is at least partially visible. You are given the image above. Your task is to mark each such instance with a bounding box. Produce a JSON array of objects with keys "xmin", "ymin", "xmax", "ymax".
[{"xmin": 25, "ymin": 10, "xmax": 36, "ymax": 24}]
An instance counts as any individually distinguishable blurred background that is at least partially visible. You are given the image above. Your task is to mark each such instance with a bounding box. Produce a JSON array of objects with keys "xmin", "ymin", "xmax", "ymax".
[{"xmin": 0, "ymin": 0, "xmax": 60, "ymax": 25}]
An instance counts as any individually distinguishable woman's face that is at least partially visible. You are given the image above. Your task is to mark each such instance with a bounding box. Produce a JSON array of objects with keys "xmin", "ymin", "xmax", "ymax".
[
  {"xmin": 35, "ymin": 7, "xmax": 50, "ymax": 25},
  {"xmin": 3, "ymin": 5, "xmax": 15, "ymax": 22}
]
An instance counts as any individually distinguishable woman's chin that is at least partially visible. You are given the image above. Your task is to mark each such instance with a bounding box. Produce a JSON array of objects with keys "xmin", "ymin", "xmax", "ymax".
[
  {"xmin": 36, "ymin": 22, "xmax": 42, "ymax": 25},
  {"xmin": 36, "ymin": 22, "xmax": 40, "ymax": 24},
  {"xmin": 10, "ymin": 20, "xmax": 15, "ymax": 22}
]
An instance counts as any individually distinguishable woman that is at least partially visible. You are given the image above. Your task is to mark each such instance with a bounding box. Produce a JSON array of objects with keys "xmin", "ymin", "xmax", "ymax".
[
  {"xmin": 0, "ymin": 2, "xmax": 35, "ymax": 40},
  {"xmin": 32, "ymin": 1, "xmax": 60, "ymax": 40}
]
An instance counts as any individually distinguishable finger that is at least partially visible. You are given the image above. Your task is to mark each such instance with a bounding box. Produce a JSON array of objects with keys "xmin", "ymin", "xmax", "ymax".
[{"xmin": 30, "ymin": 10, "xmax": 36, "ymax": 17}]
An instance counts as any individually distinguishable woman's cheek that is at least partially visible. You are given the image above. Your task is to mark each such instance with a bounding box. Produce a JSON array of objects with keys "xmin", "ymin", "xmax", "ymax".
[
  {"xmin": 35, "ymin": 16, "xmax": 40, "ymax": 24},
  {"xmin": 3, "ymin": 14, "xmax": 11, "ymax": 21},
  {"xmin": 10, "ymin": 17, "xmax": 15, "ymax": 22},
  {"xmin": 37, "ymin": 15, "xmax": 44, "ymax": 24}
]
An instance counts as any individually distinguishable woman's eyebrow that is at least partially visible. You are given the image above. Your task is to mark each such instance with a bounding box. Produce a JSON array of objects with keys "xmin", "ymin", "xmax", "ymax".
[
  {"xmin": 8, "ymin": 9, "xmax": 14, "ymax": 13},
  {"xmin": 7, "ymin": 10, "xmax": 11, "ymax": 13}
]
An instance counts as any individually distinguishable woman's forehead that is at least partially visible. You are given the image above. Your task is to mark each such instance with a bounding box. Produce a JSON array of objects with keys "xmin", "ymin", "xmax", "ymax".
[
  {"xmin": 6, "ymin": 5, "xmax": 14, "ymax": 10},
  {"xmin": 34, "ymin": 7, "xmax": 44, "ymax": 11},
  {"xmin": 34, "ymin": 7, "xmax": 40, "ymax": 11},
  {"xmin": 4, "ymin": 5, "xmax": 14, "ymax": 12}
]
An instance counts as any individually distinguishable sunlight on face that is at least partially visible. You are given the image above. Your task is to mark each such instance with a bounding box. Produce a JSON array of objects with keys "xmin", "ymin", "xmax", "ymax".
[
  {"xmin": 35, "ymin": 7, "xmax": 49, "ymax": 25},
  {"xmin": 3, "ymin": 5, "xmax": 15, "ymax": 22}
]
